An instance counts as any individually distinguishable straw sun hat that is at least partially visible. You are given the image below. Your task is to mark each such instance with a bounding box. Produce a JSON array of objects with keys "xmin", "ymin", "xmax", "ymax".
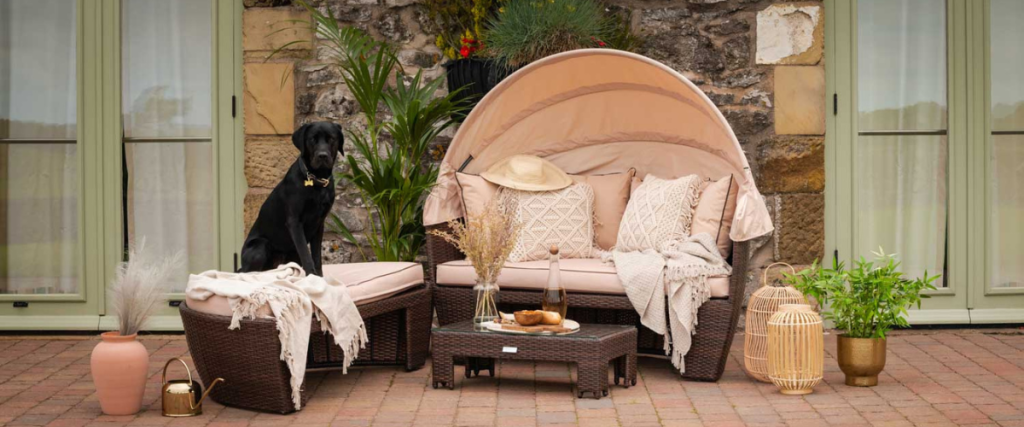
[{"xmin": 480, "ymin": 155, "xmax": 572, "ymax": 192}]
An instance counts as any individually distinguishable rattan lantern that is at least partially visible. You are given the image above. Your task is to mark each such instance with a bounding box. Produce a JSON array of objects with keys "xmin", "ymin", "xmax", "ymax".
[
  {"xmin": 744, "ymin": 262, "xmax": 806, "ymax": 382},
  {"xmin": 767, "ymin": 304, "xmax": 823, "ymax": 395}
]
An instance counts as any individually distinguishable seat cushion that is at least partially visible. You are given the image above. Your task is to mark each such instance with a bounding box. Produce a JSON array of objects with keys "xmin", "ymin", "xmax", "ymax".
[
  {"xmin": 186, "ymin": 262, "xmax": 424, "ymax": 317},
  {"xmin": 436, "ymin": 258, "xmax": 730, "ymax": 298}
]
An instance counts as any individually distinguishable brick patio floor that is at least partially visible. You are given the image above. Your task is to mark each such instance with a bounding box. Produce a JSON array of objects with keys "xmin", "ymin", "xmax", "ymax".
[{"xmin": 1, "ymin": 329, "xmax": 1022, "ymax": 427}]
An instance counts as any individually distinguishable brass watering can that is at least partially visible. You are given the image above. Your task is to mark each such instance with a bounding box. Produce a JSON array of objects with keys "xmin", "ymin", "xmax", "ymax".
[{"xmin": 161, "ymin": 357, "xmax": 223, "ymax": 417}]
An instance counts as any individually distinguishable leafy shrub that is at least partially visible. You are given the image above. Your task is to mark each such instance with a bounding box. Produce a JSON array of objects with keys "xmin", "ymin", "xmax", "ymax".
[
  {"xmin": 785, "ymin": 248, "xmax": 938, "ymax": 339},
  {"xmin": 279, "ymin": 2, "xmax": 468, "ymax": 261},
  {"xmin": 484, "ymin": 0, "xmax": 615, "ymax": 69}
]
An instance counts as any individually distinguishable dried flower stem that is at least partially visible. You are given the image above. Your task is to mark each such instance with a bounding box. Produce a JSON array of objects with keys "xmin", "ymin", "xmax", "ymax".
[{"xmin": 428, "ymin": 197, "xmax": 521, "ymax": 285}]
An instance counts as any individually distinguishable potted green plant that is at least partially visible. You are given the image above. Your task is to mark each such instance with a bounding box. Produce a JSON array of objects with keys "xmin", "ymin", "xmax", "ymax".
[
  {"xmin": 785, "ymin": 248, "xmax": 938, "ymax": 387},
  {"xmin": 423, "ymin": 0, "xmax": 502, "ymax": 115},
  {"xmin": 280, "ymin": 2, "xmax": 468, "ymax": 262},
  {"xmin": 484, "ymin": 0, "xmax": 623, "ymax": 72}
]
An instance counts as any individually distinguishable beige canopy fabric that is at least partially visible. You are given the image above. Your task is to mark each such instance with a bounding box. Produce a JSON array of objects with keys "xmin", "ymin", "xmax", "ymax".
[{"xmin": 424, "ymin": 49, "xmax": 774, "ymax": 242}]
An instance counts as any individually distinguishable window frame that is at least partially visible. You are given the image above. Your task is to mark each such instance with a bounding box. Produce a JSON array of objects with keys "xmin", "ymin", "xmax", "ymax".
[{"xmin": 0, "ymin": 0, "xmax": 243, "ymax": 330}]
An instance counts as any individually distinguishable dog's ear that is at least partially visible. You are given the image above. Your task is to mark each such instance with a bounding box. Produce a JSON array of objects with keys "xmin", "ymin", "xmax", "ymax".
[
  {"xmin": 292, "ymin": 123, "xmax": 311, "ymax": 153},
  {"xmin": 333, "ymin": 123, "xmax": 344, "ymax": 155}
]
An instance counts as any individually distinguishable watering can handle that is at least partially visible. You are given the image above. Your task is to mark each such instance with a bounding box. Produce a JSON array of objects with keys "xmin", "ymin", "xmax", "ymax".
[
  {"xmin": 162, "ymin": 357, "xmax": 193, "ymax": 387},
  {"xmin": 761, "ymin": 262, "xmax": 796, "ymax": 288}
]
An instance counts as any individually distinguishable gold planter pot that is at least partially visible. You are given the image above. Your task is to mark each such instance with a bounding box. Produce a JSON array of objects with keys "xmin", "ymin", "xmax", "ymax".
[{"xmin": 836, "ymin": 335, "xmax": 886, "ymax": 387}]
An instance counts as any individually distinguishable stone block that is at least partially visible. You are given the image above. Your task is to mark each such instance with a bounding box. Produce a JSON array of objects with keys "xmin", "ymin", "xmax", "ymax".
[
  {"xmin": 243, "ymin": 8, "xmax": 312, "ymax": 52},
  {"xmin": 244, "ymin": 63, "xmax": 295, "ymax": 135},
  {"xmin": 724, "ymin": 109, "xmax": 772, "ymax": 136},
  {"xmin": 244, "ymin": 189, "xmax": 271, "ymax": 236},
  {"xmin": 775, "ymin": 193, "xmax": 825, "ymax": 265},
  {"xmin": 774, "ymin": 65, "xmax": 825, "ymax": 135},
  {"xmin": 756, "ymin": 3, "xmax": 823, "ymax": 65},
  {"xmin": 756, "ymin": 136, "xmax": 824, "ymax": 193},
  {"xmin": 245, "ymin": 137, "xmax": 298, "ymax": 188}
]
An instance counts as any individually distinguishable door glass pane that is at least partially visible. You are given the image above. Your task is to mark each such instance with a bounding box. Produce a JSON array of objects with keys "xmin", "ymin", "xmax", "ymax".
[
  {"xmin": 856, "ymin": 136, "xmax": 948, "ymax": 287},
  {"xmin": 122, "ymin": 0, "xmax": 214, "ymax": 291},
  {"xmin": 989, "ymin": 0, "xmax": 1024, "ymax": 289},
  {"xmin": 856, "ymin": 0, "xmax": 948, "ymax": 287},
  {"xmin": 0, "ymin": 0, "xmax": 78, "ymax": 295},
  {"xmin": 858, "ymin": 0, "xmax": 947, "ymax": 131},
  {"xmin": 122, "ymin": 0, "xmax": 211, "ymax": 138}
]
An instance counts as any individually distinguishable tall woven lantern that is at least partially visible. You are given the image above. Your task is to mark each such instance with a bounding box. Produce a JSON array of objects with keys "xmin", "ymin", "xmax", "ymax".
[
  {"xmin": 744, "ymin": 262, "xmax": 806, "ymax": 382},
  {"xmin": 767, "ymin": 304, "xmax": 824, "ymax": 395}
]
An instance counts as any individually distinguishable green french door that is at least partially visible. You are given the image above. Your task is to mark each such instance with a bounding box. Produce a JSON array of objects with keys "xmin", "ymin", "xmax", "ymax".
[
  {"xmin": 827, "ymin": 0, "xmax": 1024, "ymax": 324},
  {"xmin": 0, "ymin": 0, "xmax": 243, "ymax": 330}
]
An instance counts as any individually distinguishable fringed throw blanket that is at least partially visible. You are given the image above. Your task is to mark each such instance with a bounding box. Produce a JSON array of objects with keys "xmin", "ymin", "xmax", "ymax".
[
  {"xmin": 185, "ymin": 263, "xmax": 367, "ymax": 410},
  {"xmin": 606, "ymin": 233, "xmax": 731, "ymax": 374}
]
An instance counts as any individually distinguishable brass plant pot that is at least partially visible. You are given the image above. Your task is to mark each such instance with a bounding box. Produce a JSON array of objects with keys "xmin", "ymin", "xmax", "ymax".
[{"xmin": 837, "ymin": 335, "xmax": 886, "ymax": 387}]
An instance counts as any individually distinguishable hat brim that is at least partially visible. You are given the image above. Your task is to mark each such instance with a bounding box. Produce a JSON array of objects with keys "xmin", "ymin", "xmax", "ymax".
[{"xmin": 480, "ymin": 159, "xmax": 573, "ymax": 192}]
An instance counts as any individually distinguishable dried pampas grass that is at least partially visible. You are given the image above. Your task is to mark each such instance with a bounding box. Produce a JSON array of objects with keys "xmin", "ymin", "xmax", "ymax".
[
  {"xmin": 109, "ymin": 239, "xmax": 183, "ymax": 336},
  {"xmin": 429, "ymin": 198, "xmax": 521, "ymax": 285}
]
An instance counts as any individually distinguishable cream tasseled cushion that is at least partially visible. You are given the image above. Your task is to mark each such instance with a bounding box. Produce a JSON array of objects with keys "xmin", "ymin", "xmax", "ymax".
[
  {"xmin": 501, "ymin": 183, "xmax": 596, "ymax": 262},
  {"xmin": 616, "ymin": 174, "xmax": 702, "ymax": 252}
]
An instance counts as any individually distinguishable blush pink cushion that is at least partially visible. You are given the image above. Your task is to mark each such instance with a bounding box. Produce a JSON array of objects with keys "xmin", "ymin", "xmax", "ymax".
[
  {"xmin": 691, "ymin": 175, "xmax": 738, "ymax": 258},
  {"xmin": 185, "ymin": 262, "xmax": 424, "ymax": 317},
  {"xmin": 455, "ymin": 173, "xmax": 499, "ymax": 218},
  {"xmin": 436, "ymin": 258, "xmax": 730, "ymax": 298},
  {"xmin": 571, "ymin": 170, "xmax": 634, "ymax": 250}
]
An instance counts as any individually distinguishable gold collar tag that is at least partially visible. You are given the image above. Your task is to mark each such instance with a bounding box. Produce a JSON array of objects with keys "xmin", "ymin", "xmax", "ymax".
[{"xmin": 304, "ymin": 178, "xmax": 314, "ymax": 187}]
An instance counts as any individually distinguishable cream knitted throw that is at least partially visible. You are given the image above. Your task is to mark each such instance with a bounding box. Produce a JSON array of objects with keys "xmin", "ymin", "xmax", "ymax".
[
  {"xmin": 607, "ymin": 174, "xmax": 730, "ymax": 373},
  {"xmin": 185, "ymin": 263, "xmax": 367, "ymax": 410},
  {"xmin": 607, "ymin": 233, "xmax": 730, "ymax": 373}
]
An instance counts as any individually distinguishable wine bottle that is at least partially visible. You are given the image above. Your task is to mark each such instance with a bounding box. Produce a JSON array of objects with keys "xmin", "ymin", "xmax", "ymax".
[{"xmin": 541, "ymin": 245, "xmax": 567, "ymax": 324}]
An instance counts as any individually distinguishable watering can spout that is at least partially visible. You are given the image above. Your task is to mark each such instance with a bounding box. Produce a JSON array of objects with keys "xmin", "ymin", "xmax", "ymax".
[{"xmin": 193, "ymin": 378, "xmax": 223, "ymax": 410}]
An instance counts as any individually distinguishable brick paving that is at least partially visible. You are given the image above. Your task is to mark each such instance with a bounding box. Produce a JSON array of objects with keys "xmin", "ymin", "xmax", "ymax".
[{"xmin": 0, "ymin": 330, "xmax": 1022, "ymax": 426}]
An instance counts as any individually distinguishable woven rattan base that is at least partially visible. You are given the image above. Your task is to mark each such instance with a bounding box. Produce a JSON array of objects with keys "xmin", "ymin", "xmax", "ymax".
[
  {"xmin": 431, "ymin": 321, "xmax": 637, "ymax": 399},
  {"xmin": 180, "ymin": 284, "xmax": 432, "ymax": 414}
]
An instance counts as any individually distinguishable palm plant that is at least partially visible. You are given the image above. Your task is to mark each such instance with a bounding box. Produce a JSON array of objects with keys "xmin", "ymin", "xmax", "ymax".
[{"xmin": 276, "ymin": 2, "xmax": 468, "ymax": 261}]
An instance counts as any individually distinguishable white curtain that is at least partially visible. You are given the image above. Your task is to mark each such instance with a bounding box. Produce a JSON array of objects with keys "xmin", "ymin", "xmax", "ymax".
[
  {"xmin": 0, "ymin": 0, "xmax": 78, "ymax": 294},
  {"xmin": 856, "ymin": 0, "xmax": 947, "ymax": 285},
  {"xmin": 122, "ymin": 0, "xmax": 214, "ymax": 292},
  {"xmin": 989, "ymin": 0, "xmax": 1024, "ymax": 289}
]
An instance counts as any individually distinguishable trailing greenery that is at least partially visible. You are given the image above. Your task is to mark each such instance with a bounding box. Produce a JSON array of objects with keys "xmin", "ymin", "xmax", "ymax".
[
  {"xmin": 784, "ymin": 248, "xmax": 938, "ymax": 339},
  {"xmin": 274, "ymin": 2, "xmax": 468, "ymax": 262},
  {"xmin": 484, "ymin": 0, "xmax": 617, "ymax": 69},
  {"xmin": 424, "ymin": 0, "xmax": 502, "ymax": 60}
]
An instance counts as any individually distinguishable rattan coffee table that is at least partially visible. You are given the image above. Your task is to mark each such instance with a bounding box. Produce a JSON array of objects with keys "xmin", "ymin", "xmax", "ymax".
[{"xmin": 431, "ymin": 321, "xmax": 637, "ymax": 398}]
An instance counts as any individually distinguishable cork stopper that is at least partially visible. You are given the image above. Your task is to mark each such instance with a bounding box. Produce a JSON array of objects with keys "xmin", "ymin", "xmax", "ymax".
[{"xmin": 549, "ymin": 245, "xmax": 559, "ymax": 255}]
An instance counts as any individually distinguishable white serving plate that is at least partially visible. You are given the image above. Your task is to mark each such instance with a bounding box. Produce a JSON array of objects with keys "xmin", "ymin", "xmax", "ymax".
[{"xmin": 480, "ymin": 319, "xmax": 580, "ymax": 335}]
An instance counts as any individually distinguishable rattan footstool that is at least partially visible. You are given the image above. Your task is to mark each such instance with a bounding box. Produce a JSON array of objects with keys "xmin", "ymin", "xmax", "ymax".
[{"xmin": 431, "ymin": 321, "xmax": 637, "ymax": 398}]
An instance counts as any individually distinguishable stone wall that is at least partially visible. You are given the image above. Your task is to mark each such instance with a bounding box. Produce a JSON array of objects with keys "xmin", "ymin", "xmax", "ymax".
[{"xmin": 241, "ymin": 0, "xmax": 827, "ymax": 300}]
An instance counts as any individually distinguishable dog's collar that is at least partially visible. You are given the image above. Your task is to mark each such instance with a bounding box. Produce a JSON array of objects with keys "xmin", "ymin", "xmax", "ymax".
[{"xmin": 298, "ymin": 158, "xmax": 331, "ymax": 188}]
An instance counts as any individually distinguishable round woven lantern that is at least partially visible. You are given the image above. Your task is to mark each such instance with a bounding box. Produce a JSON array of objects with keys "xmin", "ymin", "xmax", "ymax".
[
  {"xmin": 744, "ymin": 262, "xmax": 806, "ymax": 382},
  {"xmin": 767, "ymin": 304, "xmax": 824, "ymax": 395}
]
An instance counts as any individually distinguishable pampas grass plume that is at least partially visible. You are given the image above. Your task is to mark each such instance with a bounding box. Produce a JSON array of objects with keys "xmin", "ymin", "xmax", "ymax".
[{"xmin": 108, "ymin": 238, "xmax": 183, "ymax": 336}]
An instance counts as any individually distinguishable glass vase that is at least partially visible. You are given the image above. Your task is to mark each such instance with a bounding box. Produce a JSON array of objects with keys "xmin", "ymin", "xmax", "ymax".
[{"xmin": 473, "ymin": 279, "xmax": 499, "ymax": 331}]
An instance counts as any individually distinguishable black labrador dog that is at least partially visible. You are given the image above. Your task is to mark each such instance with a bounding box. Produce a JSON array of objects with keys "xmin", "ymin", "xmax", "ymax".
[{"xmin": 240, "ymin": 122, "xmax": 343, "ymax": 276}]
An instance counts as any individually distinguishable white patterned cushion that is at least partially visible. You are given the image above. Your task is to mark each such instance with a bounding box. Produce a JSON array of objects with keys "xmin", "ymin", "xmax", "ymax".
[
  {"xmin": 500, "ymin": 183, "xmax": 596, "ymax": 262},
  {"xmin": 616, "ymin": 174, "xmax": 702, "ymax": 252}
]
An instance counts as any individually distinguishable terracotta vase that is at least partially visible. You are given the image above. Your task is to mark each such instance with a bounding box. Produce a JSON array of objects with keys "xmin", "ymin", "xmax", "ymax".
[
  {"xmin": 91, "ymin": 332, "xmax": 150, "ymax": 415},
  {"xmin": 836, "ymin": 335, "xmax": 886, "ymax": 387}
]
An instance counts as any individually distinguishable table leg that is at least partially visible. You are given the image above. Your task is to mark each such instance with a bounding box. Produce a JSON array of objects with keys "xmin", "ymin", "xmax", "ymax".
[
  {"xmin": 626, "ymin": 352, "xmax": 637, "ymax": 386},
  {"xmin": 577, "ymin": 361, "xmax": 609, "ymax": 399},
  {"xmin": 465, "ymin": 357, "xmax": 495, "ymax": 378},
  {"xmin": 432, "ymin": 352, "xmax": 455, "ymax": 390}
]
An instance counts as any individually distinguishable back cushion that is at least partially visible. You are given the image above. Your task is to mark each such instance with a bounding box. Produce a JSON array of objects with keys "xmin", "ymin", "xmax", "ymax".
[
  {"xmin": 455, "ymin": 172, "xmax": 499, "ymax": 218},
  {"xmin": 571, "ymin": 170, "xmax": 634, "ymax": 250},
  {"xmin": 458, "ymin": 170, "xmax": 634, "ymax": 250},
  {"xmin": 691, "ymin": 175, "xmax": 739, "ymax": 258},
  {"xmin": 616, "ymin": 174, "xmax": 702, "ymax": 252}
]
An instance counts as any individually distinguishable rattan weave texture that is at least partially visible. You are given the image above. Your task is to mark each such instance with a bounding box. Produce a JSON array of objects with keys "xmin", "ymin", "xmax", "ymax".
[
  {"xmin": 426, "ymin": 223, "xmax": 748, "ymax": 382},
  {"xmin": 180, "ymin": 283, "xmax": 432, "ymax": 414},
  {"xmin": 431, "ymin": 321, "xmax": 637, "ymax": 398}
]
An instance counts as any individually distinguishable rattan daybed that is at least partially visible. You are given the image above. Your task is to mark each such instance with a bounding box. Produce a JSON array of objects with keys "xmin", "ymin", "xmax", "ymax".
[
  {"xmin": 180, "ymin": 262, "xmax": 432, "ymax": 414},
  {"xmin": 422, "ymin": 49, "xmax": 774, "ymax": 382}
]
